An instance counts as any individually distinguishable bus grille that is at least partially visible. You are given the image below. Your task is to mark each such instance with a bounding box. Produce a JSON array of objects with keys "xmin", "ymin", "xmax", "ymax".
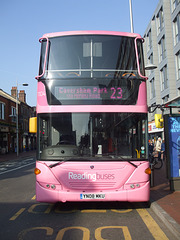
[{"xmin": 69, "ymin": 181, "xmax": 116, "ymax": 190}]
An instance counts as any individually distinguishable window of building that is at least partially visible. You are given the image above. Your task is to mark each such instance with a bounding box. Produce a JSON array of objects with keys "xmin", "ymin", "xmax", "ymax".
[
  {"xmin": 0, "ymin": 102, "xmax": 5, "ymax": 120},
  {"xmin": 176, "ymin": 51, "xmax": 180, "ymax": 80},
  {"xmin": 162, "ymin": 95, "xmax": 169, "ymax": 104},
  {"xmin": 160, "ymin": 65, "xmax": 169, "ymax": 91},
  {"xmin": 157, "ymin": 7, "xmax": 164, "ymax": 35},
  {"xmin": 173, "ymin": 13, "xmax": 180, "ymax": 45},
  {"xmin": 147, "ymin": 30, "xmax": 152, "ymax": 51},
  {"xmin": 150, "ymin": 78, "xmax": 156, "ymax": 99},
  {"xmin": 158, "ymin": 36, "xmax": 166, "ymax": 62},
  {"xmin": 178, "ymin": 87, "xmax": 180, "ymax": 95},
  {"xmin": 11, "ymin": 106, "xmax": 16, "ymax": 122},
  {"xmin": 11, "ymin": 106, "xmax": 16, "ymax": 116},
  {"xmin": 171, "ymin": 0, "xmax": 180, "ymax": 12},
  {"xmin": 147, "ymin": 53, "xmax": 154, "ymax": 75},
  {"xmin": 148, "ymin": 53, "xmax": 154, "ymax": 64}
]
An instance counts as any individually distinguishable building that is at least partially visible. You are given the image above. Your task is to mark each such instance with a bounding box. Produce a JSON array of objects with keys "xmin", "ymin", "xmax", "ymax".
[
  {"xmin": 0, "ymin": 88, "xmax": 36, "ymax": 154},
  {"xmin": 143, "ymin": 0, "xmax": 180, "ymax": 139}
]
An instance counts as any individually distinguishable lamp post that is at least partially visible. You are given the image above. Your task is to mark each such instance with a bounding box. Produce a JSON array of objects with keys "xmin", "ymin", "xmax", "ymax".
[
  {"xmin": 129, "ymin": 0, "xmax": 134, "ymax": 33},
  {"xmin": 16, "ymin": 82, "xmax": 28, "ymax": 156}
]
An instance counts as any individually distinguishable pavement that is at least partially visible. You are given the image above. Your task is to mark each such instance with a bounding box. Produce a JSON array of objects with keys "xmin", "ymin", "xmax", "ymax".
[
  {"xmin": 0, "ymin": 150, "xmax": 36, "ymax": 164},
  {"xmin": 150, "ymin": 161, "xmax": 180, "ymax": 239},
  {"xmin": 0, "ymin": 151, "xmax": 180, "ymax": 239}
]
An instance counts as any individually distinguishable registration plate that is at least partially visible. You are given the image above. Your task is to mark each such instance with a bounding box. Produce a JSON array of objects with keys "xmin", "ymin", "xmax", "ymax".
[{"xmin": 80, "ymin": 193, "xmax": 105, "ymax": 199}]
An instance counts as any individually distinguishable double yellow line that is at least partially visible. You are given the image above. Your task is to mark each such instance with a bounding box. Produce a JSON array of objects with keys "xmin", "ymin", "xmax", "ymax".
[{"xmin": 137, "ymin": 208, "xmax": 169, "ymax": 240}]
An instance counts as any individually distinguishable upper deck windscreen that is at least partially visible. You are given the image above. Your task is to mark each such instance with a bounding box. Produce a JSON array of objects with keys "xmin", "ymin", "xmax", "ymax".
[
  {"xmin": 38, "ymin": 34, "xmax": 145, "ymax": 105},
  {"xmin": 39, "ymin": 35, "xmax": 144, "ymax": 78}
]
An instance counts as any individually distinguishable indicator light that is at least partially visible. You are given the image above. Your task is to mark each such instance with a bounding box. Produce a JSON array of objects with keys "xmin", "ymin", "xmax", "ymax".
[
  {"xmin": 34, "ymin": 168, "xmax": 41, "ymax": 175},
  {"xmin": 145, "ymin": 167, "xmax": 151, "ymax": 175}
]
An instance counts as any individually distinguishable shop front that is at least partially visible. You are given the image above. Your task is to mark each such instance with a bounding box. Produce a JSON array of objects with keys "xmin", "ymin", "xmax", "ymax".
[
  {"xmin": 148, "ymin": 121, "xmax": 164, "ymax": 140},
  {"xmin": 0, "ymin": 125, "xmax": 9, "ymax": 154}
]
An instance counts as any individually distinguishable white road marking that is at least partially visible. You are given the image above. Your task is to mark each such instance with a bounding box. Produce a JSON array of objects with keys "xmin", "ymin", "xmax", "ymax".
[{"xmin": 0, "ymin": 158, "xmax": 35, "ymax": 175}]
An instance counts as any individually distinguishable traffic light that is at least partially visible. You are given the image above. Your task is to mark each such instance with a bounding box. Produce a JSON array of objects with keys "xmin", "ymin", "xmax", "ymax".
[{"xmin": 155, "ymin": 114, "xmax": 164, "ymax": 128}]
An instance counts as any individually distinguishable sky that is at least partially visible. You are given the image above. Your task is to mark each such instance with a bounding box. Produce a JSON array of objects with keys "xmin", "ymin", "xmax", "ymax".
[{"xmin": 0, "ymin": 0, "xmax": 159, "ymax": 107}]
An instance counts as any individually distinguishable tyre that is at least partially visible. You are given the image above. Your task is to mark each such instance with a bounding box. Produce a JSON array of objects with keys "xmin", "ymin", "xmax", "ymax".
[{"xmin": 153, "ymin": 157, "xmax": 163, "ymax": 169}]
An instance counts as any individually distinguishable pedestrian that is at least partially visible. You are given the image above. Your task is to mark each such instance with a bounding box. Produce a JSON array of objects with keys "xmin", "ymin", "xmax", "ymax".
[
  {"xmin": 161, "ymin": 139, "xmax": 165, "ymax": 161},
  {"xmin": 156, "ymin": 137, "xmax": 162, "ymax": 161},
  {"xmin": 148, "ymin": 139, "xmax": 154, "ymax": 163},
  {"xmin": 148, "ymin": 139, "xmax": 154, "ymax": 154}
]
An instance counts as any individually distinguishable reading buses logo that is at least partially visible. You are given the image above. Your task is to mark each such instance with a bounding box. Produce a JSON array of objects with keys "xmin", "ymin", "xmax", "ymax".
[{"xmin": 68, "ymin": 172, "xmax": 115, "ymax": 181}]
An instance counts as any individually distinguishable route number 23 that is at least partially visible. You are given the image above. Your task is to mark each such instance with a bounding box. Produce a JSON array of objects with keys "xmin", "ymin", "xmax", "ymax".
[{"xmin": 111, "ymin": 87, "xmax": 123, "ymax": 99}]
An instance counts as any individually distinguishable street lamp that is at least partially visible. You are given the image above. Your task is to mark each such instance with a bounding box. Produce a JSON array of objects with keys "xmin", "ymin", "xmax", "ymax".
[
  {"xmin": 129, "ymin": 0, "xmax": 134, "ymax": 33},
  {"xmin": 145, "ymin": 64, "xmax": 157, "ymax": 71},
  {"xmin": 16, "ymin": 82, "xmax": 28, "ymax": 156}
]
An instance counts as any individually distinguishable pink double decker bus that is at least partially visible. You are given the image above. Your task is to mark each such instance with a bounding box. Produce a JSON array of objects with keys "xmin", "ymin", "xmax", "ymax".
[{"xmin": 30, "ymin": 31, "xmax": 151, "ymax": 203}]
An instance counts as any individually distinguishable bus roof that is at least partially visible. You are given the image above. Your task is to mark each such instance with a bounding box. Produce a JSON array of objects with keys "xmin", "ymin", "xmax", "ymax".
[{"xmin": 42, "ymin": 30, "xmax": 142, "ymax": 39}]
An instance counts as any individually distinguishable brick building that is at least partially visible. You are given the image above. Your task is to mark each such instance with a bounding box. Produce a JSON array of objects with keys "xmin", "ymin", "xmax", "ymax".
[{"xmin": 0, "ymin": 88, "xmax": 36, "ymax": 154}]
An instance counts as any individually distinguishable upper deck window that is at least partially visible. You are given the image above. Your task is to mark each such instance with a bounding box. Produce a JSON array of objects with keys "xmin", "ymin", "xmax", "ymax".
[{"xmin": 39, "ymin": 35, "xmax": 144, "ymax": 79}]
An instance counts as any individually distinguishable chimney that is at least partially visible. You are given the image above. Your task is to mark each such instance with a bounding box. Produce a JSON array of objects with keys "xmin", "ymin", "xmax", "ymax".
[
  {"xmin": 19, "ymin": 90, "xmax": 26, "ymax": 103},
  {"xmin": 11, "ymin": 86, "xmax": 17, "ymax": 98}
]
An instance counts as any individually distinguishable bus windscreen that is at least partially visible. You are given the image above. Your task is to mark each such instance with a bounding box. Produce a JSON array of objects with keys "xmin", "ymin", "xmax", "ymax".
[{"xmin": 37, "ymin": 112, "xmax": 147, "ymax": 161}]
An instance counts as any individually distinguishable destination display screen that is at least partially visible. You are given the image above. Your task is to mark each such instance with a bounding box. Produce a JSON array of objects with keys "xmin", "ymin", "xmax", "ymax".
[
  {"xmin": 54, "ymin": 86, "xmax": 124, "ymax": 100},
  {"xmin": 45, "ymin": 78, "xmax": 141, "ymax": 105}
]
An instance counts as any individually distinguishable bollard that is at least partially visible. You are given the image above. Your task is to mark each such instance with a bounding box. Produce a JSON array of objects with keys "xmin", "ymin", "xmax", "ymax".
[{"xmin": 150, "ymin": 163, "xmax": 154, "ymax": 187}]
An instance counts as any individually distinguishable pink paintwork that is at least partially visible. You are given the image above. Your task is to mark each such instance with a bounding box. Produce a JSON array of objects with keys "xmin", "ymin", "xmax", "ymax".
[
  {"xmin": 36, "ymin": 161, "xmax": 150, "ymax": 203},
  {"xmin": 35, "ymin": 31, "xmax": 150, "ymax": 203},
  {"xmin": 42, "ymin": 30, "xmax": 142, "ymax": 39},
  {"xmin": 35, "ymin": 37, "xmax": 49, "ymax": 80},
  {"xmin": 134, "ymin": 37, "xmax": 148, "ymax": 80},
  {"xmin": 36, "ymin": 81, "xmax": 148, "ymax": 113}
]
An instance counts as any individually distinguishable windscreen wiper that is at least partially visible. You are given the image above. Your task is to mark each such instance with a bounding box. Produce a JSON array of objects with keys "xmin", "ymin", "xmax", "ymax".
[
  {"xmin": 49, "ymin": 157, "xmax": 86, "ymax": 168},
  {"xmin": 49, "ymin": 159, "xmax": 74, "ymax": 168},
  {"xmin": 127, "ymin": 160, "xmax": 138, "ymax": 168},
  {"xmin": 117, "ymin": 155, "xmax": 138, "ymax": 168},
  {"xmin": 49, "ymin": 162, "xmax": 62, "ymax": 168}
]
